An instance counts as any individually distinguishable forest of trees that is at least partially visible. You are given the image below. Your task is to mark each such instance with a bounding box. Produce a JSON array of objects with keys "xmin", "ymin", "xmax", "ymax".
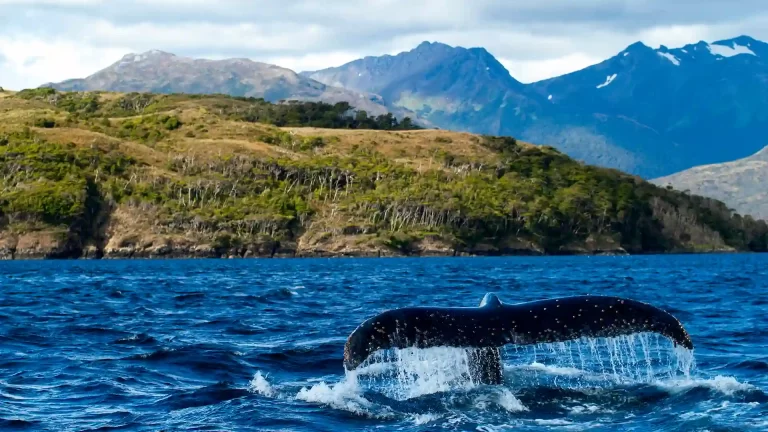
[
  {"xmin": 228, "ymin": 98, "xmax": 420, "ymax": 130},
  {"xmin": 1, "ymin": 88, "xmax": 766, "ymax": 258},
  {"xmin": 18, "ymin": 88, "xmax": 421, "ymax": 131}
]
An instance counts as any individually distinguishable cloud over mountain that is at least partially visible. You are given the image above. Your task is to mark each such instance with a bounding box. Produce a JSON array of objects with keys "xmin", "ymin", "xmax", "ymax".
[{"xmin": 2, "ymin": 0, "xmax": 768, "ymax": 89}]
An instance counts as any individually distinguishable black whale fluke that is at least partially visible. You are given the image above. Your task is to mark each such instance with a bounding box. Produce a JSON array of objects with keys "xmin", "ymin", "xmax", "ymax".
[{"xmin": 343, "ymin": 293, "xmax": 693, "ymax": 378}]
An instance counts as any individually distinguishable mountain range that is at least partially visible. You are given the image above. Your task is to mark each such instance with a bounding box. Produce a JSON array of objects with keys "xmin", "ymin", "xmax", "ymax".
[
  {"xmin": 653, "ymin": 145, "xmax": 768, "ymax": 220},
  {"xmin": 45, "ymin": 49, "xmax": 413, "ymax": 119},
  {"xmin": 305, "ymin": 36, "xmax": 768, "ymax": 178},
  {"xmin": 44, "ymin": 36, "xmax": 768, "ymax": 179}
]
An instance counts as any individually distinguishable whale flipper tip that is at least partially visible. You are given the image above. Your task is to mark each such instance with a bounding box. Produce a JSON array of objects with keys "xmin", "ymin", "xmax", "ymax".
[{"xmin": 479, "ymin": 292, "xmax": 502, "ymax": 308}]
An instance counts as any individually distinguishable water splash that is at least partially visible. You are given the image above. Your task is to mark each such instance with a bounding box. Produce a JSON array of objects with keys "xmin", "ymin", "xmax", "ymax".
[
  {"xmin": 351, "ymin": 332, "xmax": 696, "ymax": 399},
  {"xmin": 494, "ymin": 389, "xmax": 528, "ymax": 413},
  {"xmin": 504, "ymin": 333, "xmax": 695, "ymax": 389},
  {"xmin": 249, "ymin": 371, "xmax": 275, "ymax": 397},
  {"xmin": 356, "ymin": 346, "xmax": 478, "ymax": 400},
  {"xmin": 656, "ymin": 375, "xmax": 756, "ymax": 396},
  {"xmin": 410, "ymin": 413, "xmax": 443, "ymax": 425},
  {"xmin": 295, "ymin": 376, "xmax": 385, "ymax": 417},
  {"xmin": 253, "ymin": 333, "xmax": 758, "ymax": 429}
]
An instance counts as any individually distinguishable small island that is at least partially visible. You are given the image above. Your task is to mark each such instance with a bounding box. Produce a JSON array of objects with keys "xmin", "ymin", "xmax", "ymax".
[{"xmin": 0, "ymin": 89, "xmax": 765, "ymax": 259}]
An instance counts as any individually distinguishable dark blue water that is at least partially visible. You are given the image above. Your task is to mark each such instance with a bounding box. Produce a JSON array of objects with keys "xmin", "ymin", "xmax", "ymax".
[{"xmin": 1, "ymin": 255, "xmax": 767, "ymax": 431}]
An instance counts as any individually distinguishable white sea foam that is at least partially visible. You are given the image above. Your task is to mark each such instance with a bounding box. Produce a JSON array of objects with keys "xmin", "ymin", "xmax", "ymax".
[
  {"xmin": 535, "ymin": 418, "xmax": 574, "ymax": 426},
  {"xmin": 357, "ymin": 346, "xmax": 478, "ymax": 400},
  {"xmin": 496, "ymin": 388, "xmax": 528, "ymax": 412},
  {"xmin": 295, "ymin": 374, "xmax": 393, "ymax": 418},
  {"xmin": 568, "ymin": 403, "xmax": 614, "ymax": 415},
  {"xmin": 477, "ymin": 425, "xmax": 520, "ymax": 432},
  {"xmin": 257, "ymin": 333, "xmax": 717, "ymax": 425},
  {"xmin": 525, "ymin": 362, "xmax": 584, "ymax": 376},
  {"xmin": 410, "ymin": 413, "xmax": 443, "ymax": 425},
  {"xmin": 471, "ymin": 388, "xmax": 528, "ymax": 412},
  {"xmin": 656, "ymin": 375, "xmax": 755, "ymax": 396},
  {"xmin": 249, "ymin": 371, "xmax": 275, "ymax": 397}
]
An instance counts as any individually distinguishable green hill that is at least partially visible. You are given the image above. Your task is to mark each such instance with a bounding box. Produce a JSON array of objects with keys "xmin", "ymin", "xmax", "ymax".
[{"xmin": 0, "ymin": 88, "xmax": 765, "ymax": 259}]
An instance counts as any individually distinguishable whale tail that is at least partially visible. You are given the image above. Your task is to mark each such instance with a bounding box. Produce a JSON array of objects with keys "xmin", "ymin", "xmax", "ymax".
[{"xmin": 343, "ymin": 293, "xmax": 693, "ymax": 385}]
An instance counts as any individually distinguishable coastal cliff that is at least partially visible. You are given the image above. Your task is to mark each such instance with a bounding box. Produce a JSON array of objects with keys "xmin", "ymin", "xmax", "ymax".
[{"xmin": 0, "ymin": 89, "xmax": 765, "ymax": 259}]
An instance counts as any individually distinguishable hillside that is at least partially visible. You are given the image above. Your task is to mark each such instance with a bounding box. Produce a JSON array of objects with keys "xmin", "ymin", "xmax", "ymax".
[
  {"xmin": 654, "ymin": 146, "xmax": 768, "ymax": 220},
  {"xmin": 305, "ymin": 36, "xmax": 768, "ymax": 178},
  {"xmin": 43, "ymin": 50, "xmax": 418, "ymax": 121},
  {"xmin": 0, "ymin": 88, "xmax": 766, "ymax": 259}
]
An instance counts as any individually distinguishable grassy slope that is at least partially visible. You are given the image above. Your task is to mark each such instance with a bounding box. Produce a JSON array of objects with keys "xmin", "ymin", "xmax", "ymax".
[{"xmin": 0, "ymin": 89, "xmax": 766, "ymax": 259}]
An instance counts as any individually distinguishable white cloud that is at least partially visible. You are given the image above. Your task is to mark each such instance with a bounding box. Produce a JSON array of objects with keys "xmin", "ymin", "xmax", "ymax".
[
  {"xmin": 0, "ymin": 37, "xmax": 129, "ymax": 89},
  {"xmin": 500, "ymin": 53, "xmax": 605, "ymax": 84},
  {"xmin": 1, "ymin": 0, "xmax": 768, "ymax": 89},
  {"xmin": 265, "ymin": 52, "xmax": 367, "ymax": 75}
]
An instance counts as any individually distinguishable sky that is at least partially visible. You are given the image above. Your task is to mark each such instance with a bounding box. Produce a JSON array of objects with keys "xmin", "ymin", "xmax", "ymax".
[{"xmin": 1, "ymin": 0, "xmax": 768, "ymax": 90}]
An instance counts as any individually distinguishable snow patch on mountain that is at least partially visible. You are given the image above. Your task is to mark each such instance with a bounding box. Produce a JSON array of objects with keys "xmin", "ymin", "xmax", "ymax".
[
  {"xmin": 708, "ymin": 42, "xmax": 756, "ymax": 57},
  {"xmin": 658, "ymin": 52, "xmax": 681, "ymax": 66},
  {"xmin": 596, "ymin": 74, "xmax": 617, "ymax": 89}
]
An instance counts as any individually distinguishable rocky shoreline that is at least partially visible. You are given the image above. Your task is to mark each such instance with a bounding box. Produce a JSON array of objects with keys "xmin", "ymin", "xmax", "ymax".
[
  {"xmin": 0, "ymin": 229, "xmax": 739, "ymax": 260},
  {"xmin": 0, "ymin": 230, "xmax": 634, "ymax": 260}
]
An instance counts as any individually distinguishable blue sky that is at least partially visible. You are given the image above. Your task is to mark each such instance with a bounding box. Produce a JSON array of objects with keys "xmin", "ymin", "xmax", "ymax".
[{"xmin": 1, "ymin": 0, "xmax": 767, "ymax": 90}]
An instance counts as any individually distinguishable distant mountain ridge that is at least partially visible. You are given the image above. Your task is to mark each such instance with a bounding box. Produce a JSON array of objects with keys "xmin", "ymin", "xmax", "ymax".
[
  {"xmin": 303, "ymin": 42, "xmax": 537, "ymax": 135},
  {"xmin": 44, "ymin": 37, "xmax": 768, "ymax": 178},
  {"xmin": 653, "ymin": 146, "xmax": 768, "ymax": 220},
  {"xmin": 305, "ymin": 36, "xmax": 768, "ymax": 178},
  {"xmin": 45, "ymin": 49, "xmax": 415, "ymax": 120}
]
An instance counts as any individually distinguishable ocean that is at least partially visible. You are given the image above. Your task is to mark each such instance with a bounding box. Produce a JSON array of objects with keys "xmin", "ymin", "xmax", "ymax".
[{"xmin": 1, "ymin": 255, "xmax": 766, "ymax": 431}]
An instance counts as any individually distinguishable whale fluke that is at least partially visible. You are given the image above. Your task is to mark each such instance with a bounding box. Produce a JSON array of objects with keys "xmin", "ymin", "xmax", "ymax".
[{"xmin": 343, "ymin": 294, "xmax": 693, "ymax": 380}]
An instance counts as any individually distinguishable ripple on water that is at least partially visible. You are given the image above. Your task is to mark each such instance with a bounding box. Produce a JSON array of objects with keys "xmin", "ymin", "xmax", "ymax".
[{"xmin": 156, "ymin": 382, "xmax": 251, "ymax": 411}]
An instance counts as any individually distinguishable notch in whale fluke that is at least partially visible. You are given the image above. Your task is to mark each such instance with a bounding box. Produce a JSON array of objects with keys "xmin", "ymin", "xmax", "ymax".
[{"xmin": 343, "ymin": 293, "xmax": 693, "ymax": 372}]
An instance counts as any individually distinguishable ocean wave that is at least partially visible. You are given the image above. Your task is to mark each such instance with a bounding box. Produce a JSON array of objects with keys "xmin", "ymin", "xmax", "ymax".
[
  {"xmin": 567, "ymin": 403, "xmax": 615, "ymax": 415},
  {"xmin": 252, "ymin": 370, "xmax": 396, "ymax": 419},
  {"xmin": 242, "ymin": 287, "xmax": 298, "ymax": 304},
  {"xmin": 250, "ymin": 371, "xmax": 276, "ymax": 397},
  {"xmin": 253, "ymin": 342, "xmax": 341, "ymax": 373},
  {"xmin": 534, "ymin": 418, "xmax": 574, "ymax": 426},
  {"xmin": 654, "ymin": 375, "xmax": 760, "ymax": 397},
  {"xmin": 513, "ymin": 362, "xmax": 585, "ymax": 377},
  {"xmin": 124, "ymin": 344, "xmax": 246, "ymax": 377},
  {"xmin": 223, "ymin": 323, "xmax": 266, "ymax": 336},
  {"xmin": 0, "ymin": 418, "xmax": 40, "ymax": 430},
  {"xmin": 473, "ymin": 388, "xmax": 529, "ymax": 413},
  {"xmin": 174, "ymin": 292, "xmax": 206, "ymax": 302},
  {"xmin": 295, "ymin": 377, "xmax": 394, "ymax": 419},
  {"xmin": 65, "ymin": 325, "xmax": 130, "ymax": 337},
  {"xmin": 155, "ymin": 382, "xmax": 250, "ymax": 411},
  {"xmin": 729, "ymin": 359, "xmax": 768, "ymax": 371},
  {"xmin": 2, "ymin": 327, "xmax": 50, "ymax": 347},
  {"xmin": 409, "ymin": 413, "xmax": 443, "ymax": 425},
  {"xmin": 112, "ymin": 333, "xmax": 158, "ymax": 346}
]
